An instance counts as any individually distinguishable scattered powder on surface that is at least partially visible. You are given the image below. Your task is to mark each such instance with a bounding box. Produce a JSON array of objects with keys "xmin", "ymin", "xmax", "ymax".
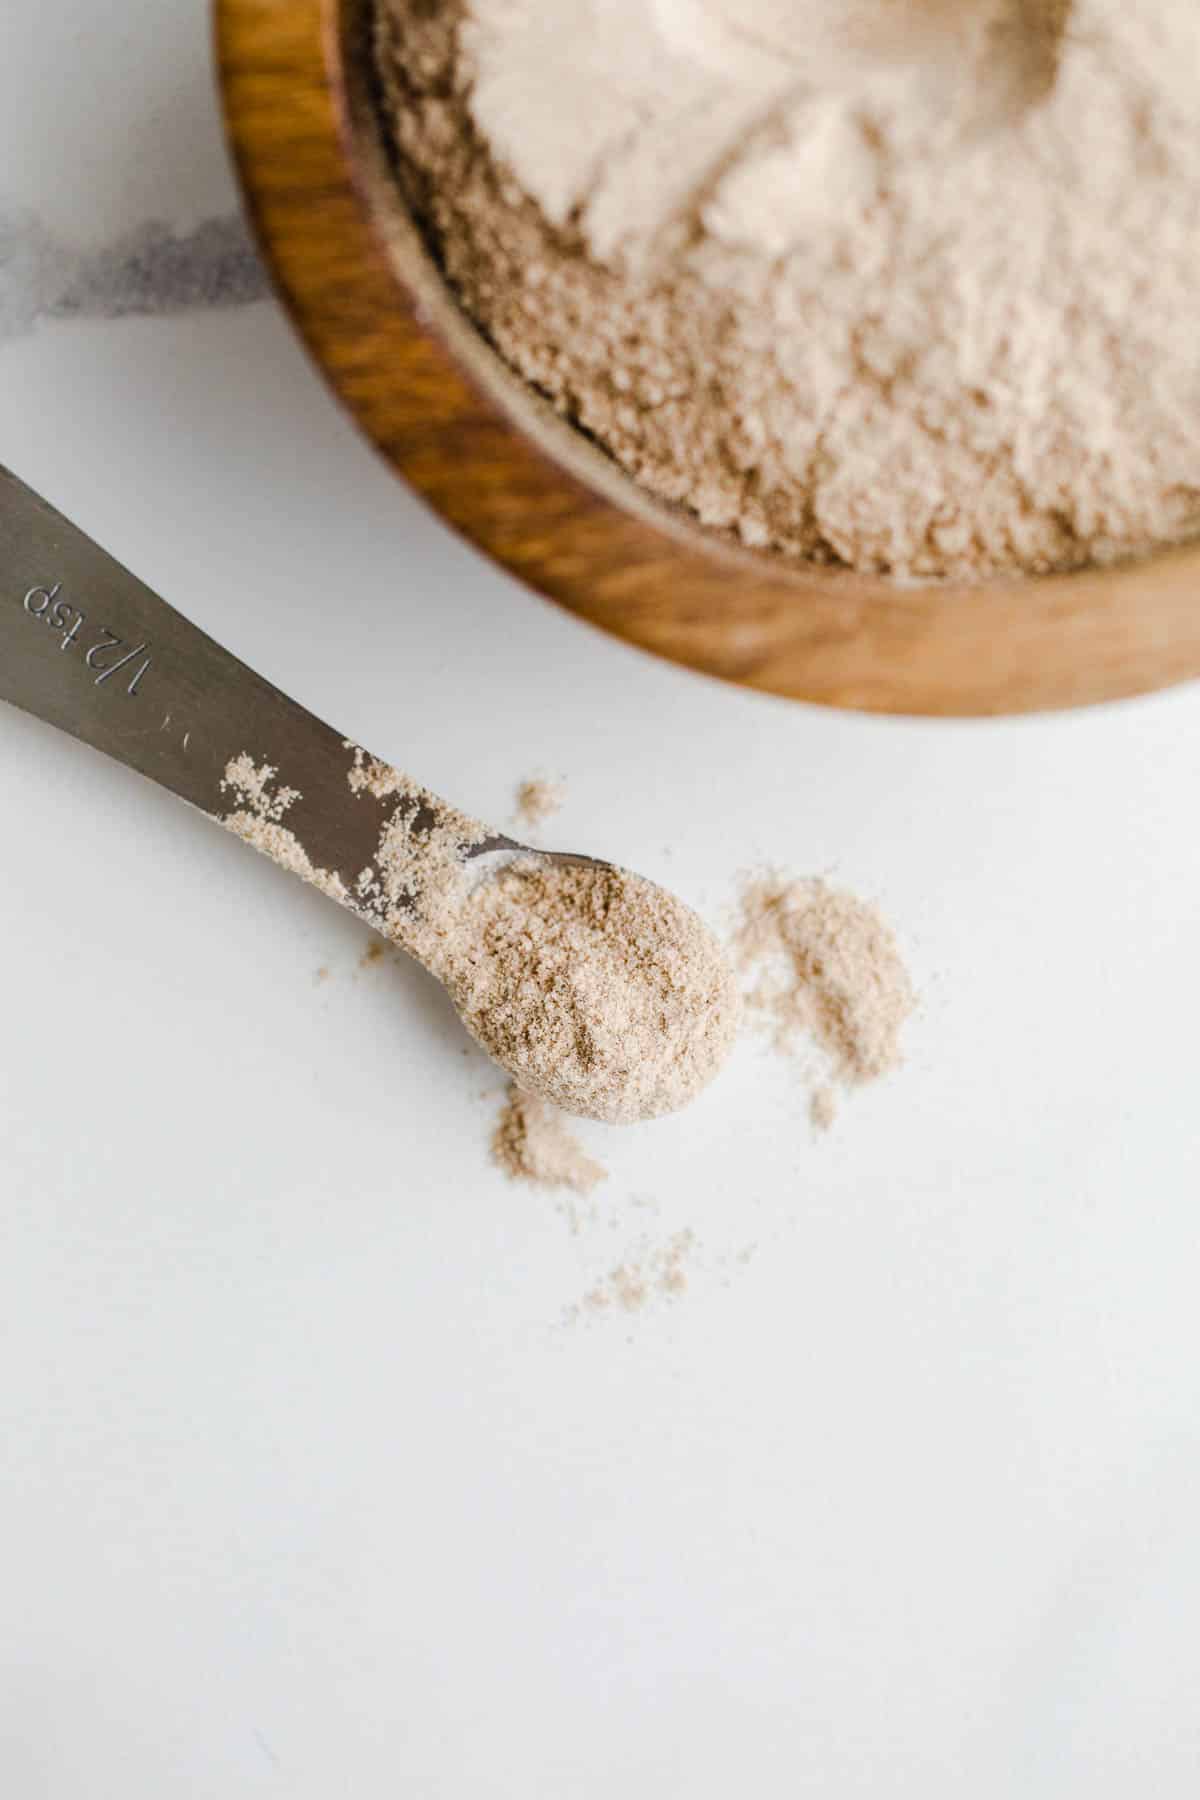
[
  {"xmin": 733, "ymin": 873, "xmax": 915, "ymax": 1104},
  {"xmin": 492, "ymin": 1083, "xmax": 607, "ymax": 1194},
  {"xmin": 217, "ymin": 747, "xmax": 916, "ymax": 1326},
  {"xmin": 810, "ymin": 1084, "xmax": 839, "ymax": 1134},
  {"xmin": 377, "ymin": 0, "xmax": 1200, "ymax": 579},
  {"xmin": 438, "ymin": 857, "xmax": 741, "ymax": 1124},
  {"xmin": 513, "ymin": 777, "xmax": 566, "ymax": 831},
  {"xmin": 574, "ymin": 1229, "xmax": 698, "ymax": 1317}
]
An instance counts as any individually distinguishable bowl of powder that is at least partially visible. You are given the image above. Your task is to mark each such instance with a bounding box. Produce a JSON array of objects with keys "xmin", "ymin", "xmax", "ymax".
[{"xmin": 217, "ymin": 0, "xmax": 1200, "ymax": 714}]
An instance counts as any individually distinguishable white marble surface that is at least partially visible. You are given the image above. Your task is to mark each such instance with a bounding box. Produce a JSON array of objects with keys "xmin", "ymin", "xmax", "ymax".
[{"xmin": 3, "ymin": 4, "xmax": 1200, "ymax": 1795}]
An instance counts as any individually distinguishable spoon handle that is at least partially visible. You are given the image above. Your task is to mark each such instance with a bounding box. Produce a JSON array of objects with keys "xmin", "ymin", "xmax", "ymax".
[{"xmin": 0, "ymin": 464, "xmax": 412, "ymax": 902}]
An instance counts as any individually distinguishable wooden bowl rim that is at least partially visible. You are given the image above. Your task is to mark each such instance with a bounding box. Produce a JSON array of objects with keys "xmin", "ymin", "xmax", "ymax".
[{"xmin": 215, "ymin": 0, "xmax": 1200, "ymax": 716}]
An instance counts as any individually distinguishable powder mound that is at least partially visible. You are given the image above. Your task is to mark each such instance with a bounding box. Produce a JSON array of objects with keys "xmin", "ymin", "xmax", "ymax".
[
  {"xmin": 437, "ymin": 857, "xmax": 740, "ymax": 1124},
  {"xmin": 733, "ymin": 874, "xmax": 915, "ymax": 1085},
  {"xmin": 377, "ymin": 0, "xmax": 1200, "ymax": 580},
  {"xmin": 491, "ymin": 1083, "xmax": 607, "ymax": 1193}
]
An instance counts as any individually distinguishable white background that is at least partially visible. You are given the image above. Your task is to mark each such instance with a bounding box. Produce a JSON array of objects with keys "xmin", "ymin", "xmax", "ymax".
[{"xmin": 3, "ymin": 3, "xmax": 1200, "ymax": 1794}]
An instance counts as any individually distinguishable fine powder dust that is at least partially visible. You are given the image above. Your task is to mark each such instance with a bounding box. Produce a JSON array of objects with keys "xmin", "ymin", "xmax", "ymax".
[
  {"xmin": 732, "ymin": 873, "xmax": 916, "ymax": 1107},
  {"xmin": 513, "ymin": 777, "xmax": 566, "ymax": 831},
  {"xmin": 376, "ymin": 0, "xmax": 1200, "ymax": 579},
  {"xmin": 492, "ymin": 1083, "xmax": 607, "ymax": 1194},
  {"xmin": 809, "ymin": 1084, "xmax": 839, "ymax": 1134},
  {"xmin": 220, "ymin": 757, "xmax": 349, "ymax": 905},
  {"xmin": 573, "ymin": 1230, "xmax": 699, "ymax": 1316}
]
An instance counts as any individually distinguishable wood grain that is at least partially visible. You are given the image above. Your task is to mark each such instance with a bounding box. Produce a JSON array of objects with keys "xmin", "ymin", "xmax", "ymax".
[{"xmin": 215, "ymin": 0, "xmax": 1200, "ymax": 715}]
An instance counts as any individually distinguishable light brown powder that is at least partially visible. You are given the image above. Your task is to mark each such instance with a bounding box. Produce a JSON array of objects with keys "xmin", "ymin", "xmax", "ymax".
[
  {"xmin": 345, "ymin": 746, "xmax": 412, "ymax": 800},
  {"xmin": 491, "ymin": 1083, "xmax": 607, "ymax": 1194},
  {"xmin": 219, "ymin": 758, "xmax": 349, "ymax": 905},
  {"xmin": 438, "ymin": 857, "xmax": 741, "ymax": 1124},
  {"xmin": 377, "ymin": 0, "xmax": 1200, "ymax": 580},
  {"xmin": 341, "ymin": 749, "xmax": 492, "ymax": 966},
  {"xmin": 733, "ymin": 872, "xmax": 915, "ymax": 1095},
  {"xmin": 219, "ymin": 748, "xmax": 738, "ymax": 1125},
  {"xmin": 513, "ymin": 777, "xmax": 566, "ymax": 832},
  {"xmin": 575, "ymin": 1229, "xmax": 698, "ymax": 1317},
  {"xmin": 810, "ymin": 1084, "xmax": 839, "ymax": 1133},
  {"xmin": 220, "ymin": 753, "xmax": 300, "ymax": 822}
]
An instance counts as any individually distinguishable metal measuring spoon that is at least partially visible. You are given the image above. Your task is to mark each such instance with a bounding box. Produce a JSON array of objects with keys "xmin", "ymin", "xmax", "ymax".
[{"xmin": 0, "ymin": 466, "xmax": 736, "ymax": 1121}]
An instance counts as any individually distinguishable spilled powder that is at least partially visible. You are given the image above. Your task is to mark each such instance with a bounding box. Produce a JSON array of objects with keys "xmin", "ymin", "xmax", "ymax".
[
  {"xmin": 809, "ymin": 1084, "xmax": 839, "ymax": 1134},
  {"xmin": 221, "ymin": 753, "xmax": 300, "ymax": 822},
  {"xmin": 513, "ymin": 776, "xmax": 565, "ymax": 831},
  {"xmin": 219, "ymin": 758, "xmax": 349, "ymax": 905},
  {"xmin": 339, "ymin": 746, "xmax": 492, "ymax": 967},
  {"xmin": 733, "ymin": 873, "xmax": 915, "ymax": 1109},
  {"xmin": 574, "ymin": 1229, "xmax": 698, "ymax": 1317},
  {"xmin": 492, "ymin": 1083, "xmax": 606, "ymax": 1194},
  {"xmin": 487, "ymin": 868, "xmax": 912, "ymax": 1190}
]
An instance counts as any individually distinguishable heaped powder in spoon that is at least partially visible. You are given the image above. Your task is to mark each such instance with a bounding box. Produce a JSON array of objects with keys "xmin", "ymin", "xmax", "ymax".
[
  {"xmin": 439, "ymin": 857, "xmax": 741, "ymax": 1124},
  {"xmin": 376, "ymin": 0, "xmax": 1200, "ymax": 579},
  {"xmin": 219, "ymin": 746, "xmax": 914, "ymax": 1193},
  {"xmin": 218, "ymin": 748, "xmax": 739, "ymax": 1126}
]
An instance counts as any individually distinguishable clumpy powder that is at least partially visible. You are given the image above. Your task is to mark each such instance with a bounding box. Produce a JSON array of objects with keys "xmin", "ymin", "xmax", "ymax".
[
  {"xmin": 376, "ymin": 0, "xmax": 1200, "ymax": 578},
  {"xmin": 220, "ymin": 757, "xmax": 349, "ymax": 905},
  {"xmin": 492, "ymin": 1083, "xmax": 607, "ymax": 1194},
  {"xmin": 440, "ymin": 857, "xmax": 741, "ymax": 1124},
  {"xmin": 733, "ymin": 873, "xmax": 915, "ymax": 1103}
]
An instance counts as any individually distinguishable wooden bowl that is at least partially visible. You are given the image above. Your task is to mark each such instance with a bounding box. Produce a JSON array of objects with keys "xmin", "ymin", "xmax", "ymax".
[{"xmin": 215, "ymin": 0, "xmax": 1200, "ymax": 715}]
